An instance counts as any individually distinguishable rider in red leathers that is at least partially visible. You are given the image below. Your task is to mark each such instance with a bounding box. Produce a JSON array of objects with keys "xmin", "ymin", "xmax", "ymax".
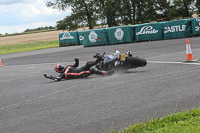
[{"xmin": 44, "ymin": 53, "xmax": 114, "ymax": 81}]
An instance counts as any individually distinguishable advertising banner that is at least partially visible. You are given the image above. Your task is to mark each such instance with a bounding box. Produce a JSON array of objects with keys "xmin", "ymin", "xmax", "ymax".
[
  {"xmin": 191, "ymin": 17, "xmax": 200, "ymax": 36},
  {"xmin": 59, "ymin": 31, "xmax": 79, "ymax": 47},
  {"xmin": 135, "ymin": 23, "xmax": 163, "ymax": 42},
  {"xmin": 78, "ymin": 31, "xmax": 87, "ymax": 45},
  {"xmin": 163, "ymin": 19, "xmax": 192, "ymax": 39},
  {"xmin": 107, "ymin": 26, "xmax": 134, "ymax": 44},
  {"xmin": 83, "ymin": 29, "xmax": 109, "ymax": 47}
]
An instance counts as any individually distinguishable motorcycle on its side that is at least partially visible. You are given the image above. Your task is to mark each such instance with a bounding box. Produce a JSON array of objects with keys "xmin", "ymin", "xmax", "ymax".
[{"xmin": 94, "ymin": 50, "xmax": 147, "ymax": 71}]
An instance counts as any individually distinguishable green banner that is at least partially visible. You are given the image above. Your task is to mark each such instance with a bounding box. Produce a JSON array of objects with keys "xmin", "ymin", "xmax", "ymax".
[
  {"xmin": 78, "ymin": 31, "xmax": 88, "ymax": 45},
  {"xmin": 135, "ymin": 23, "xmax": 163, "ymax": 42},
  {"xmin": 163, "ymin": 19, "xmax": 192, "ymax": 39},
  {"xmin": 59, "ymin": 31, "xmax": 79, "ymax": 47},
  {"xmin": 83, "ymin": 29, "xmax": 109, "ymax": 47},
  {"xmin": 191, "ymin": 17, "xmax": 200, "ymax": 36},
  {"xmin": 106, "ymin": 26, "xmax": 134, "ymax": 44}
]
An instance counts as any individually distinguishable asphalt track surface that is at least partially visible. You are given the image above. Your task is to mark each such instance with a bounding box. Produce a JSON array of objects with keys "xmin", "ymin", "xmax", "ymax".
[{"xmin": 1, "ymin": 37, "xmax": 200, "ymax": 133}]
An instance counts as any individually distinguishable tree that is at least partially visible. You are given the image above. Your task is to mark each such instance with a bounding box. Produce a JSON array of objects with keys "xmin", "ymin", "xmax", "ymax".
[
  {"xmin": 172, "ymin": 0, "xmax": 196, "ymax": 18},
  {"xmin": 47, "ymin": 0, "xmax": 97, "ymax": 30},
  {"xmin": 56, "ymin": 13, "xmax": 84, "ymax": 31},
  {"xmin": 153, "ymin": 0, "xmax": 171, "ymax": 21},
  {"xmin": 196, "ymin": 0, "xmax": 200, "ymax": 14},
  {"xmin": 47, "ymin": 0, "xmax": 197, "ymax": 31},
  {"xmin": 94, "ymin": 0, "xmax": 121, "ymax": 27}
]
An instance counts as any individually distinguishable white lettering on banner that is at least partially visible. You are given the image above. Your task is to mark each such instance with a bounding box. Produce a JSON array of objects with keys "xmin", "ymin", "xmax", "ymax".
[
  {"xmin": 164, "ymin": 25, "xmax": 186, "ymax": 33},
  {"xmin": 60, "ymin": 32, "xmax": 74, "ymax": 40},
  {"xmin": 136, "ymin": 26, "xmax": 158, "ymax": 35},
  {"xmin": 114, "ymin": 28, "xmax": 124, "ymax": 40},
  {"xmin": 89, "ymin": 31, "xmax": 98, "ymax": 43},
  {"xmin": 195, "ymin": 26, "xmax": 200, "ymax": 31}
]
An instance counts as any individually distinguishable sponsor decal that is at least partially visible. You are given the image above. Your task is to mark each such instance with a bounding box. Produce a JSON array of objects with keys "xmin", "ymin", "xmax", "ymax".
[
  {"xmin": 60, "ymin": 32, "xmax": 74, "ymax": 40},
  {"xmin": 114, "ymin": 28, "xmax": 124, "ymax": 40},
  {"xmin": 136, "ymin": 26, "xmax": 158, "ymax": 35},
  {"xmin": 164, "ymin": 25, "xmax": 186, "ymax": 33},
  {"xmin": 79, "ymin": 36, "xmax": 84, "ymax": 41},
  {"xmin": 89, "ymin": 31, "xmax": 98, "ymax": 43},
  {"xmin": 196, "ymin": 18, "xmax": 200, "ymax": 21}
]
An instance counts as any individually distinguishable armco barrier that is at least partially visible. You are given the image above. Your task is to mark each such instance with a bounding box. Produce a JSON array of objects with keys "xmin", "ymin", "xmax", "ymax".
[
  {"xmin": 83, "ymin": 29, "xmax": 109, "ymax": 47},
  {"xmin": 59, "ymin": 31, "xmax": 79, "ymax": 47},
  {"xmin": 135, "ymin": 23, "xmax": 163, "ymax": 42},
  {"xmin": 163, "ymin": 19, "xmax": 192, "ymax": 39},
  {"xmin": 78, "ymin": 31, "xmax": 88, "ymax": 45},
  {"xmin": 191, "ymin": 17, "xmax": 200, "ymax": 36},
  {"xmin": 106, "ymin": 26, "xmax": 134, "ymax": 44}
]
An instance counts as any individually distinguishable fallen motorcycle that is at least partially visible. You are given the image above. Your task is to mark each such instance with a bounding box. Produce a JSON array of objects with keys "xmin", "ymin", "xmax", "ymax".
[{"xmin": 94, "ymin": 50, "xmax": 147, "ymax": 71}]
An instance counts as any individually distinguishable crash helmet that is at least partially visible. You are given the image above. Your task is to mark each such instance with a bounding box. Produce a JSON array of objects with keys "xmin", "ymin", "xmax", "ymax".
[{"xmin": 54, "ymin": 64, "xmax": 65, "ymax": 73}]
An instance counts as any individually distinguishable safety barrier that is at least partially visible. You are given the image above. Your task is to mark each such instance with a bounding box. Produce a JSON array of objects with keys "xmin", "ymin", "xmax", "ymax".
[
  {"xmin": 106, "ymin": 26, "xmax": 135, "ymax": 44},
  {"xmin": 59, "ymin": 31, "xmax": 79, "ymax": 47},
  {"xmin": 58, "ymin": 17, "xmax": 200, "ymax": 47},
  {"xmin": 78, "ymin": 31, "xmax": 87, "ymax": 45},
  {"xmin": 135, "ymin": 22, "xmax": 163, "ymax": 42},
  {"xmin": 191, "ymin": 18, "xmax": 200, "ymax": 36},
  {"xmin": 163, "ymin": 19, "xmax": 192, "ymax": 39},
  {"xmin": 83, "ymin": 29, "xmax": 109, "ymax": 47}
]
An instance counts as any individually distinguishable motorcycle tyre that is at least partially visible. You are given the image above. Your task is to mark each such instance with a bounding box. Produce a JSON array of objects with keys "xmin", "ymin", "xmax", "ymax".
[{"xmin": 125, "ymin": 57, "xmax": 147, "ymax": 67}]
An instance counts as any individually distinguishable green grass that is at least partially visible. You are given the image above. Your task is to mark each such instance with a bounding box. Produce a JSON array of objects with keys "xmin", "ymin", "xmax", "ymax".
[
  {"xmin": 0, "ymin": 29, "xmax": 57, "ymax": 37},
  {"xmin": 0, "ymin": 40, "xmax": 59, "ymax": 54},
  {"xmin": 111, "ymin": 108, "xmax": 200, "ymax": 133}
]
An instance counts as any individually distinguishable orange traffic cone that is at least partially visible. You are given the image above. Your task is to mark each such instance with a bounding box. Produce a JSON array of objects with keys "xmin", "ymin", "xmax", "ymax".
[
  {"xmin": 0, "ymin": 59, "xmax": 3, "ymax": 66},
  {"xmin": 185, "ymin": 38, "xmax": 198, "ymax": 62}
]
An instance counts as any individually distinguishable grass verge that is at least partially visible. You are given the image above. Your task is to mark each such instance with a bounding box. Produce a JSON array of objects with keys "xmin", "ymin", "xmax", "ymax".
[
  {"xmin": 111, "ymin": 108, "xmax": 200, "ymax": 133},
  {"xmin": 0, "ymin": 29, "xmax": 57, "ymax": 37},
  {"xmin": 0, "ymin": 40, "xmax": 59, "ymax": 55}
]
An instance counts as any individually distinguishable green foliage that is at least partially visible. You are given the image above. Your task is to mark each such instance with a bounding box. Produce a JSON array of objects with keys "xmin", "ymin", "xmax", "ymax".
[
  {"xmin": 111, "ymin": 108, "xmax": 200, "ymax": 133},
  {"xmin": 196, "ymin": 0, "xmax": 200, "ymax": 13},
  {"xmin": 0, "ymin": 40, "xmax": 59, "ymax": 54},
  {"xmin": 46, "ymin": 0, "xmax": 200, "ymax": 31},
  {"xmin": 24, "ymin": 26, "xmax": 55, "ymax": 33},
  {"xmin": 47, "ymin": 0, "xmax": 97, "ymax": 30}
]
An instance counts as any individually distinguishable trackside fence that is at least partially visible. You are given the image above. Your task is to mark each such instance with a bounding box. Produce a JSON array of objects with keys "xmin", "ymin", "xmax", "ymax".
[{"xmin": 58, "ymin": 17, "xmax": 200, "ymax": 47}]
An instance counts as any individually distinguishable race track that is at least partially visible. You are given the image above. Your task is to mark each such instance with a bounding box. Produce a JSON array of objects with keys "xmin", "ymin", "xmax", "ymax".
[{"xmin": 1, "ymin": 37, "xmax": 200, "ymax": 133}]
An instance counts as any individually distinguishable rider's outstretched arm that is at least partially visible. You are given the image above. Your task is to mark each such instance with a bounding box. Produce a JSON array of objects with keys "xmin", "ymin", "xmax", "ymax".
[{"xmin": 44, "ymin": 73, "xmax": 65, "ymax": 81}]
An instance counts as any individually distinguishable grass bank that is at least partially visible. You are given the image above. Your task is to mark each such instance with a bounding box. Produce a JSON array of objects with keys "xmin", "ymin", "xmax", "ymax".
[
  {"xmin": 0, "ymin": 29, "xmax": 57, "ymax": 37},
  {"xmin": 111, "ymin": 108, "xmax": 200, "ymax": 133},
  {"xmin": 0, "ymin": 40, "xmax": 59, "ymax": 54}
]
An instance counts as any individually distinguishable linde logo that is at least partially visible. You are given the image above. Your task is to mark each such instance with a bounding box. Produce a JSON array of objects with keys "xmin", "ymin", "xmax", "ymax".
[
  {"xmin": 60, "ymin": 32, "xmax": 74, "ymax": 40},
  {"xmin": 136, "ymin": 26, "xmax": 158, "ymax": 35},
  {"xmin": 89, "ymin": 31, "xmax": 98, "ymax": 43},
  {"xmin": 164, "ymin": 25, "xmax": 186, "ymax": 33},
  {"xmin": 114, "ymin": 28, "xmax": 124, "ymax": 40}
]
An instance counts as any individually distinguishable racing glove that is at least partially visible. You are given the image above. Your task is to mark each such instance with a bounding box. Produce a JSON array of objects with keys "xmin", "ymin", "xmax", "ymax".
[{"xmin": 44, "ymin": 74, "xmax": 58, "ymax": 81}]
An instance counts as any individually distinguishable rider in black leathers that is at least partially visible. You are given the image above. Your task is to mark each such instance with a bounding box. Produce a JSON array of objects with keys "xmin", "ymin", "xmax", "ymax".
[{"xmin": 44, "ymin": 53, "xmax": 114, "ymax": 81}]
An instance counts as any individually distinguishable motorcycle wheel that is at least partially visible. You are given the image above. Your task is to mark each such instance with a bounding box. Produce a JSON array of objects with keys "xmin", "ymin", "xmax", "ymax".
[{"xmin": 125, "ymin": 57, "xmax": 147, "ymax": 67}]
